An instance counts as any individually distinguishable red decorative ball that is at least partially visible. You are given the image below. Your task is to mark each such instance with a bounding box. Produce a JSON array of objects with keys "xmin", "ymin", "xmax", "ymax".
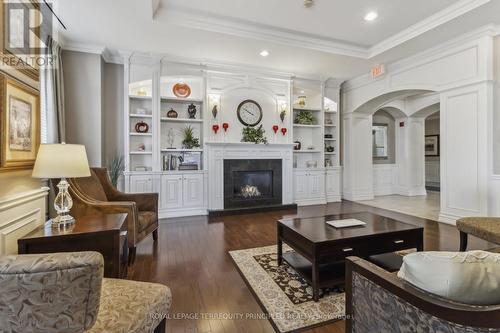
[
  {"xmin": 223, "ymin": 123, "xmax": 229, "ymax": 132},
  {"xmin": 281, "ymin": 128, "xmax": 287, "ymax": 136},
  {"xmin": 212, "ymin": 124, "xmax": 220, "ymax": 134},
  {"xmin": 272, "ymin": 125, "xmax": 279, "ymax": 134}
]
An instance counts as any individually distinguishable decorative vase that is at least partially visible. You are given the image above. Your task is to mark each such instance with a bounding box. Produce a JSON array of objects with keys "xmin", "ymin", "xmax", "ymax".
[
  {"xmin": 167, "ymin": 108, "xmax": 178, "ymax": 118},
  {"xmin": 135, "ymin": 121, "xmax": 149, "ymax": 133},
  {"xmin": 223, "ymin": 123, "xmax": 229, "ymax": 132},
  {"xmin": 281, "ymin": 128, "xmax": 287, "ymax": 136},
  {"xmin": 187, "ymin": 103, "xmax": 197, "ymax": 119},
  {"xmin": 272, "ymin": 125, "xmax": 279, "ymax": 134},
  {"xmin": 298, "ymin": 96, "xmax": 306, "ymax": 107},
  {"xmin": 167, "ymin": 128, "xmax": 175, "ymax": 148}
]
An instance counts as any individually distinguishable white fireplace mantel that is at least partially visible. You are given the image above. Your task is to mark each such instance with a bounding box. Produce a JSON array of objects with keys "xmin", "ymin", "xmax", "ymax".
[{"xmin": 206, "ymin": 142, "xmax": 295, "ymax": 211}]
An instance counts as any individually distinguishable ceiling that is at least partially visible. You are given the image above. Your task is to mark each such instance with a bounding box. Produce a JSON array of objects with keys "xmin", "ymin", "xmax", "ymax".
[
  {"xmin": 158, "ymin": 0, "xmax": 458, "ymax": 49},
  {"xmin": 56, "ymin": 0, "xmax": 500, "ymax": 81}
]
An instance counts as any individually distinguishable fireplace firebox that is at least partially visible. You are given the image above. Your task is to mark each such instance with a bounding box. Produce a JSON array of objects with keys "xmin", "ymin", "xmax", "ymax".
[{"xmin": 224, "ymin": 159, "xmax": 282, "ymax": 209}]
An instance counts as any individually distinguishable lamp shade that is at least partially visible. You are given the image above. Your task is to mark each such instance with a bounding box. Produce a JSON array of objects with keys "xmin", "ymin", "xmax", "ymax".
[{"xmin": 32, "ymin": 144, "xmax": 91, "ymax": 179}]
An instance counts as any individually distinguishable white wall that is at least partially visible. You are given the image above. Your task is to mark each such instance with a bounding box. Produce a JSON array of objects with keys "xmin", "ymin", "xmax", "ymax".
[
  {"xmin": 63, "ymin": 51, "xmax": 125, "ymax": 168},
  {"xmin": 63, "ymin": 51, "xmax": 103, "ymax": 166},
  {"xmin": 494, "ymin": 36, "xmax": 500, "ymax": 175},
  {"xmin": 342, "ymin": 34, "xmax": 494, "ymax": 224},
  {"xmin": 206, "ymin": 73, "xmax": 291, "ymax": 144},
  {"xmin": 102, "ymin": 62, "xmax": 124, "ymax": 166}
]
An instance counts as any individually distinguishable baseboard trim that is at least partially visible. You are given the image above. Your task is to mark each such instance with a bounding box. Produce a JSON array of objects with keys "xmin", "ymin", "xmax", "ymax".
[
  {"xmin": 208, "ymin": 204, "xmax": 297, "ymax": 217},
  {"xmin": 342, "ymin": 192, "xmax": 374, "ymax": 201},
  {"xmin": 326, "ymin": 195, "xmax": 342, "ymax": 203},
  {"xmin": 295, "ymin": 198, "xmax": 327, "ymax": 206},
  {"xmin": 438, "ymin": 212, "xmax": 460, "ymax": 225},
  {"xmin": 159, "ymin": 208, "xmax": 208, "ymax": 219}
]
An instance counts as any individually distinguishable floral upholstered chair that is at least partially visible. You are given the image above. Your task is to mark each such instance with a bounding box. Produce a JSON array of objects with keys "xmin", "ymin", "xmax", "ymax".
[{"xmin": 0, "ymin": 251, "xmax": 171, "ymax": 333}]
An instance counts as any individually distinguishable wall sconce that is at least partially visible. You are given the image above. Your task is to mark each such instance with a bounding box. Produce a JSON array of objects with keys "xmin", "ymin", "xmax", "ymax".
[
  {"xmin": 279, "ymin": 101, "xmax": 287, "ymax": 123},
  {"xmin": 208, "ymin": 93, "xmax": 221, "ymax": 120}
]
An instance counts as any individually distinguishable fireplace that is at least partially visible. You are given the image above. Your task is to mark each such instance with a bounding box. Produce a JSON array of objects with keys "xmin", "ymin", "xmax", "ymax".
[{"xmin": 224, "ymin": 159, "xmax": 282, "ymax": 209}]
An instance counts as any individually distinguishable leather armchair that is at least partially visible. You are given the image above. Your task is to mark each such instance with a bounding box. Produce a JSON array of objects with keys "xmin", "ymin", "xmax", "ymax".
[
  {"xmin": 65, "ymin": 167, "xmax": 159, "ymax": 263},
  {"xmin": 0, "ymin": 252, "xmax": 171, "ymax": 333}
]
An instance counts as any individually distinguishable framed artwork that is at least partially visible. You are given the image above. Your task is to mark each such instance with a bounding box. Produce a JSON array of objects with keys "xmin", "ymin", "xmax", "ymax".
[
  {"xmin": 425, "ymin": 135, "xmax": 440, "ymax": 157},
  {"xmin": 0, "ymin": 73, "xmax": 40, "ymax": 171},
  {"xmin": 0, "ymin": 0, "xmax": 41, "ymax": 81}
]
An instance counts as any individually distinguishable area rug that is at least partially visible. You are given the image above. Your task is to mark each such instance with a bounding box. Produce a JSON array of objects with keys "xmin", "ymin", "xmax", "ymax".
[{"xmin": 229, "ymin": 245, "xmax": 345, "ymax": 333}]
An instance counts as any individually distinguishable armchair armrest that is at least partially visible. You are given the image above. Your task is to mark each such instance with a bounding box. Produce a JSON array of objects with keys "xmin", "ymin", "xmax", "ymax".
[
  {"xmin": 71, "ymin": 196, "xmax": 139, "ymax": 247},
  {"xmin": 107, "ymin": 191, "xmax": 158, "ymax": 213},
  {"xmin": 92, "ymin": 168, "xmax": 158, "ymax": 213},
  {"xmin": 345, "ymin": 257, "xmax": 500, "ymax": 332},
  {"xmin": 0, "ymin": 252, "xmax": 104, "ymax": 333}
]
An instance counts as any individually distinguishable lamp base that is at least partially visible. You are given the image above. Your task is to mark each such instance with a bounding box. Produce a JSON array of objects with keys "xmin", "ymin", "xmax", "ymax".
[
  {"xmin": 50, "ymin": 213, "xmax": 75, "ymax": 228},
  {"xmin": 52, "ymin": 178, "xmax": 75, "ymax": 228}
]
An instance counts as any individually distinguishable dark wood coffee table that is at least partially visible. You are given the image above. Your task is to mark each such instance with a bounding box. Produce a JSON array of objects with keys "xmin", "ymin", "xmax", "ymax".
[{"xmin": 277, "ymin": 212, "xmax": 423, "ymax": 301}]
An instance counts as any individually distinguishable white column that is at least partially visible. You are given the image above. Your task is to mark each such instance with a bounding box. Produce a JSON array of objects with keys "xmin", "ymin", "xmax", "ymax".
[
  {"xmin": 439, "ymin": 82, "xmax": 491, "ymax": 224},
  {"xmin": 342, "ymin": 113, "xmax": 374, "ymax": 201},
  {"xmin": 394, "ymin": 117, "xmax": 427, "ymax": 196}
]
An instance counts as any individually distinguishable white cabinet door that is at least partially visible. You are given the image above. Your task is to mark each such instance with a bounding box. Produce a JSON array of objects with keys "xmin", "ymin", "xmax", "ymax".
[
  {"xmin": 182, "ymin": 174, "xmax": 204, "ymax": 208},
  {"xmin": 326, "ymin": 172, "xmax": 336, "ymax": 195},
  {"xmin": 130, "ymin": 175, "xmax": 153, "ymax": 193},
  {"xmin": 308, "ymin": 171, "xmax": 325, "ymax": 198},
  {"xmin": 162, "ymin": 175, "xmax": 183, "ymax": 210},
  {"xmin": 293, "ymin": 171, "xmax": 309, "ymax": 200}
]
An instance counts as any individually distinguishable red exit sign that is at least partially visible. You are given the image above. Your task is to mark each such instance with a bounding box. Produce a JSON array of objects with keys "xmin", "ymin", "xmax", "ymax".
[{"xmin": 371, "ymin": 64, "xmax": 386, "ymax": 79}]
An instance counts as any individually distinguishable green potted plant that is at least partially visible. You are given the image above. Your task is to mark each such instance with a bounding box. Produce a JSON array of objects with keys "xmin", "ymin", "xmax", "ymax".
[
  {"xmin": 294, "ymin": 111, "xmax": 315, "ymax": 125},
  {"xmin": 108, "ymin": 154, "xmax": 124, "ymax": 188},
  {"xmin": 181, "ymin": 125, "xmax": 201, "ymax": 149},
  {"xmin": 241, "ymin": 125, "xmax": 268, "ymax": 144}
]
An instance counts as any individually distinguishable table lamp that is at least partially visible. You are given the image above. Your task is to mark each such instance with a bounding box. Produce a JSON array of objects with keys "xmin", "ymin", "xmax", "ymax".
[{"xmin": 32, "ymin": 143, "xmax": 91, "ymax": 227}]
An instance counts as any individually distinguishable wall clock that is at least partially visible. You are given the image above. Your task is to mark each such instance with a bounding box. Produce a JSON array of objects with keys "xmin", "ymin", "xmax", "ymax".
[{"xmin": 237, "ymin": 100, "xmax": 263, "ymax": 127}]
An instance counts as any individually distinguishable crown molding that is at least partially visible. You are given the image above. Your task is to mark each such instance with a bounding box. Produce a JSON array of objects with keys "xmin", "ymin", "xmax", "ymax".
[
  {"xmin": 101, "ymin": 48, "xmax": 126, "ymax": 64},
  {"xmin": 62, "ymin": 42, "xmax": 106, "ymax": 55},
  {"xmin": 62, "ymin": 42, "xmax": 128, "ymax": 64},
  {"xmin": 158, "ymin": 0, "xmax": 490, "ymax": 59},
  {"xmin": 343, "ymin": 24, "xmax": 498, "ymax": 92},
  {"xmin": 159, "ymin": 8, "xmax": 369, "ymax": 59},
  {"xmin": 368, "ymin": 0, "xmax": 492, "ymax": 57}
]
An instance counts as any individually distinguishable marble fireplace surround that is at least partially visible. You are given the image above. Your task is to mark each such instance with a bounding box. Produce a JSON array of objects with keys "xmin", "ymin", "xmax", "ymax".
[{"xmin": 206, "ymin": 142, "xmax": 295, "ymax": 212}]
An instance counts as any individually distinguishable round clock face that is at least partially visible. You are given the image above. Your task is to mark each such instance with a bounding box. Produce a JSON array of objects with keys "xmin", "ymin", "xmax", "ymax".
[{"xmin": 237, "ymin": 100, "xmax": 263, "ymax": 127}]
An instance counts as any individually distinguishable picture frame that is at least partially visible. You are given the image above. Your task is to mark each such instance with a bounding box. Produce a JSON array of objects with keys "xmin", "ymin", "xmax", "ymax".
[
  {"xmin": 0, "ymin": 73, "xmax": 40, "ymax": 171},
  {"xmin": 425, "ymin": 135, "xmax": 440, "ymax": 157},
  {"xmin": 0, "ymin": 0, "xmax": 41, "ymax": 81}
]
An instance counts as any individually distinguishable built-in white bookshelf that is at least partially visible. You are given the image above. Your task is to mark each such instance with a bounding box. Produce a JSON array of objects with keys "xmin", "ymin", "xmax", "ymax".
[
  {"xmin": 291, "ymin": 80, "xmax": 325, "ymax": 169},
  {"xmin": 159, "ymin": 75, "xmax": 205, "ymax": 172}
]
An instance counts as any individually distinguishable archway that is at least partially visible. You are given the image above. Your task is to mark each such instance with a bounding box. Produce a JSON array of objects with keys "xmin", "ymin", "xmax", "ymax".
[{"xmin": 342, "ymin": 89, "xmax": 436, "ymax": 201}]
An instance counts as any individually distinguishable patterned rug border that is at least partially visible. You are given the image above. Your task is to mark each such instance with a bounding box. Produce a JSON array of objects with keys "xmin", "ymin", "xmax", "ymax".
[{"xmin": 229, "ymin": 245, "xmax": 345, "ymax": 333}]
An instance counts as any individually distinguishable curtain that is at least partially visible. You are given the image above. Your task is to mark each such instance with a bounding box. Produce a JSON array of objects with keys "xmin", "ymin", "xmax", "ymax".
[{"xmin": 41, "ymin": 37, "xmax": 65, "ymax": 144}]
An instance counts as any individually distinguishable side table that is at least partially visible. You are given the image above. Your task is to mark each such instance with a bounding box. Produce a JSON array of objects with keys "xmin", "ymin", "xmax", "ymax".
[{"xmin": 18, "ymin": 213, "xmax": 128, "ymax": 278}]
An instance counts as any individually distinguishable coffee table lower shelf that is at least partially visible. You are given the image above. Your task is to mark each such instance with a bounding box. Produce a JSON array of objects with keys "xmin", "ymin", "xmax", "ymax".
[{"xmin": 282, "ymin": 252, "xmax": 345, "ymax": 289}]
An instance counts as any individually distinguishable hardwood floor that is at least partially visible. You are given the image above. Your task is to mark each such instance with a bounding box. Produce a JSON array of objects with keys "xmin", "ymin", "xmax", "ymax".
[{"xmin": 128, "ymin": 201, "xmax": 493, "ymax": 333}]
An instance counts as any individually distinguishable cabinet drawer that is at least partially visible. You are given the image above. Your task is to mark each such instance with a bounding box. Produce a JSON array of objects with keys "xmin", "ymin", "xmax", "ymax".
[{"xmin": 317, "ymin": 230, "xmax": 422, "ymax": 262}]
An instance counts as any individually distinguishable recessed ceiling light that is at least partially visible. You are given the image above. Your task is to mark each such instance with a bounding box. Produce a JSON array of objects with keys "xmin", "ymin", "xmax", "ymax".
[
  {"xmin": 260, "ymin": 50, "xmax": 269, "ymax": 57},
  {"xmin": 304, "ymin": 0, "xmax": 314, "ymax": 8},
  {"xmin": 364, "ymin": 12, "xmax": 378, "ymax": 22}
]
